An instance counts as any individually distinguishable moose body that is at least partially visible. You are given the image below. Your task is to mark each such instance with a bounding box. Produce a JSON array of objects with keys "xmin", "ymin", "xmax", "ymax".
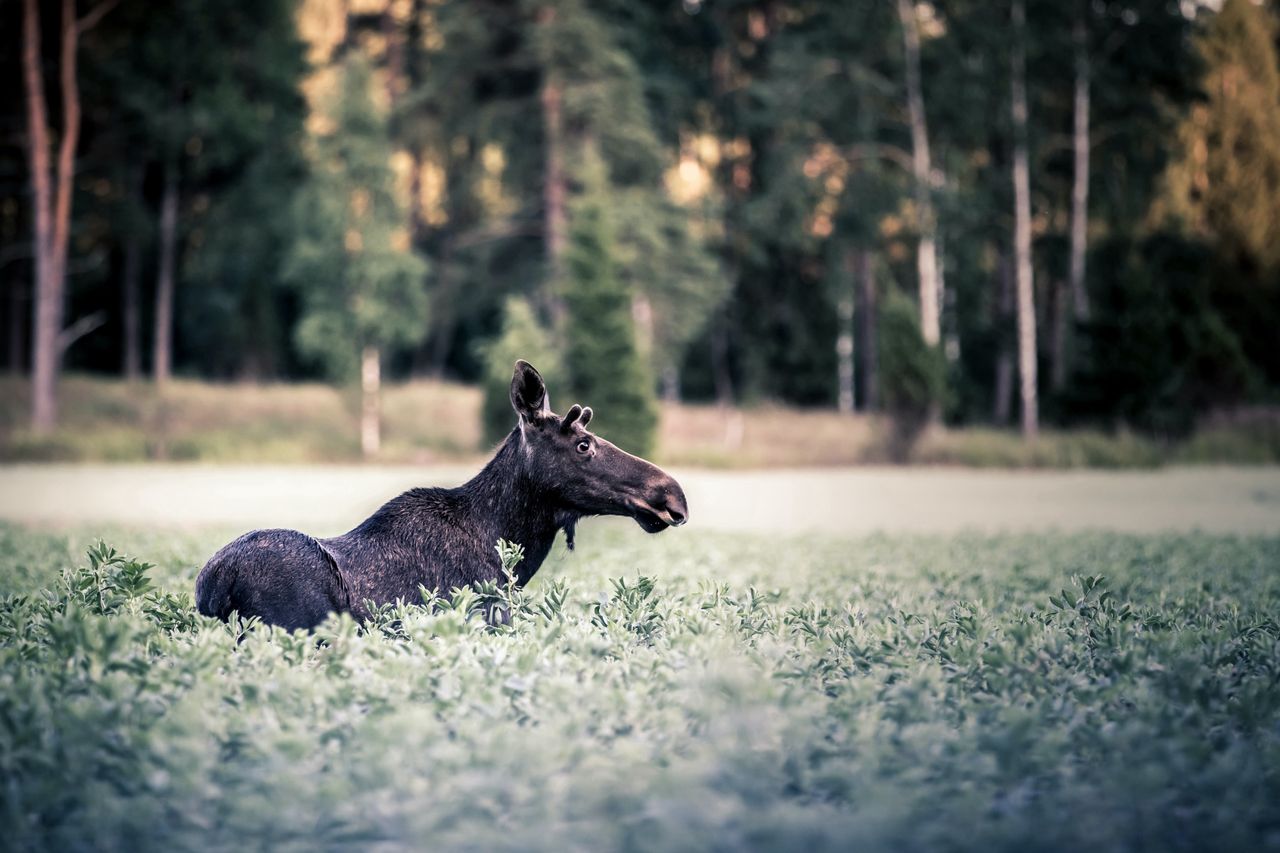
[{"xmin": 195, "ymin": 361, "xmax": 687, "ymax": 631}]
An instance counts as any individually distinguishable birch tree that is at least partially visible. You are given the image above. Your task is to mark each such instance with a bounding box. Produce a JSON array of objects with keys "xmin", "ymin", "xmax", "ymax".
[
  {"xmin": 1010, "ymin": 0, "xmax": 1038, "ymax": 439},
  {"xmin": 1068, "ymin": 8, "xmax": 1091, "ymax": 326},
  {"xmin": 897, "ymin": 0, "xmax": 942, "ymax": 348}
]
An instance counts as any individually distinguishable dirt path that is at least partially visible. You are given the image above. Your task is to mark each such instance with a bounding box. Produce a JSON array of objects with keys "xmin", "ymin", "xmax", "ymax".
[{"xmin": 2, "ymin": 464, "xmax": 1277, "ymax": 536}]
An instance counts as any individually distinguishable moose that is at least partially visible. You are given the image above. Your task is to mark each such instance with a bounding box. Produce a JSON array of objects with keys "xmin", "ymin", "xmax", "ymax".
[{"xmin": 195, "ymin": 361, "xmax": 688, "ymax": 631}]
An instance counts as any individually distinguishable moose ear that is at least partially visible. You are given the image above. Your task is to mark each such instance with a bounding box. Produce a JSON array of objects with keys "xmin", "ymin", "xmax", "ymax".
[
  {"xmin": 578, "ymin": 406, "xmax": 593, "ymax": 428},
  {"xmin": 510, "ymin": 360, "xmax": 550, "ymax": 421}
]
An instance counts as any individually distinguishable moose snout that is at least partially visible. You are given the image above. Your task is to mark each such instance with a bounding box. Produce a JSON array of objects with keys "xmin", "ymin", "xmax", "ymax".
[{"xmin": 652, "ymin": 481, "xmax": 689, "ymax": 527}]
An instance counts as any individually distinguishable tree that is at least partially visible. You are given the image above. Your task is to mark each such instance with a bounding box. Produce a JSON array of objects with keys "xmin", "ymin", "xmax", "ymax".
[
  {"xmin": 1010, "ymin": 0, "xmax": 1038, "ymax": 439},
  {"xmin": 1160, "ymin": 0, "xmax": 1280, "ymax": 272},
  {"xmin": 1149, "ymin": 0, "xmax": 1280, "ymax": 395},
  {"xmin": 20, "ymin": 0, "xmax": 114, "ymax": 431},
  {"xmin": 83, "ymin": 0, "xmax": 308, "ymax": 385},
  {"xmin": 1068, "ymin": 4, "xmax": 1091, "ymax": 327},
  {"xmin": 897, "ymin": 0, "xmax": 942, "ymax": 348},
  {"xmin": 286, "ymin": 57, "xmax": 429, "ymax": 457},
  {"xmin": 879, "ymin": 288, "xmax": 945, "ymax": 462},
  {"xmin": 479, "ymin": 297, "xmax": 561, "ymax": 445},
  {"xmin": 562, "ymin": 150, "xmax": 658, "ymax": 456}
]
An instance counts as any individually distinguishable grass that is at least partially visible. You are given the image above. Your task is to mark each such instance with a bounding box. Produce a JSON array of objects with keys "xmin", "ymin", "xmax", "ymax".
[
  {"xmin": 0, "ymin": 375, "xmax": 481, "ymax": 464},
  {"xmin": 2, "ymin": 374, "xmax": 1279, "ymax": 467},
  {"xmin": 1, "ymin": 522, "xmax": 1278, "ymax": 851}
]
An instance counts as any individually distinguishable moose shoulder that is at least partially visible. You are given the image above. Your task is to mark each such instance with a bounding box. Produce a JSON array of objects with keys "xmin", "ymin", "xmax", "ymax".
[{"xmin": 195, "ymin": 361, "xmax": 688, "ymax": 631}]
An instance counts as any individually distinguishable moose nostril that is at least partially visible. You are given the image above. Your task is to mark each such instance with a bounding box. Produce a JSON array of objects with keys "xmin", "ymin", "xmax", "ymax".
[{"xmin": 659, "ymin": 494, "xmax": 687, "ymax": 525}]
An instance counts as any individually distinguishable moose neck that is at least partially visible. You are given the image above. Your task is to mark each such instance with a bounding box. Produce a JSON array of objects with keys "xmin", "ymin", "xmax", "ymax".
[{"xmin": 461, "ymin": 429, "xmax": 572, "ymax": 583}]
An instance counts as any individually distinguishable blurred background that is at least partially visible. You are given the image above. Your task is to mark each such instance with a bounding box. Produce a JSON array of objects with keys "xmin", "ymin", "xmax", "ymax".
[{"xmin": 1, "ymin": 0, "xmax": 1278, "ymax": 470}]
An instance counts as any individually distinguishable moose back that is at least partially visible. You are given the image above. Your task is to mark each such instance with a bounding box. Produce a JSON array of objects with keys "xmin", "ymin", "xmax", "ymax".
[{"xmin": 195, "ymin": 361, "xmax": 688, "ymax": 630}]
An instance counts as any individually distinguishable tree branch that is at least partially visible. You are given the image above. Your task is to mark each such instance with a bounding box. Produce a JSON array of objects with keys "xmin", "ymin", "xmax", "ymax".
[
  {"xmin": 844, "ymin": 143, "xmax": 915, "ymax": 174},
  {"xmin": 57, "ymin": 311, "xmax": 105, "ymax": 353},
  {"xmin": 76, "ymin": 0, "xmax": 119, "ymax": 35}
]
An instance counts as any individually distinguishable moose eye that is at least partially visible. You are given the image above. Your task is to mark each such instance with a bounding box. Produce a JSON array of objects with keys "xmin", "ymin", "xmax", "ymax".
[{"xmin": 576, "ymin": 439, "xmax": 591, "ymax": 455}]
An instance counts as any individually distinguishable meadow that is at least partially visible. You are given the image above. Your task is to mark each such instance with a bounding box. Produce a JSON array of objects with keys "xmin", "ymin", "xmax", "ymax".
[
  {"xmin": 4, "ymin": 375, "xmax": 1280, "ymax": 468},
  {"xmin": 2, "ymin": 519, "xmax": 1279, "ymax": 851}
]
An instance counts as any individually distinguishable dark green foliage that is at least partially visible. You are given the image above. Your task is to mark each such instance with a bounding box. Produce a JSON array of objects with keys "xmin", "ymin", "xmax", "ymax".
[
  {"xmin": 562, "ymin": 175, "xmax": 658, "ymax": 456},
  {"xmin": 1161, "ymin": 0, "xmax": 1280, "ymax": 270},
  {"xmin": 3, "ymin": 0, "xmax": 1276, "ymax": 438},
  {"xmin": 3, "ymin": 524, "xmax": 1280, "ymax": 849},
  {"xmin": 478, "ymin": 297, "xmax": 561, "ymax": 446},
  {"xmin": 1069, "ymin": 233, "xmax": 1260, "ymax": 435},
  {"xmin": 879, "ymin": 290, "xmax": 946, "ymax": 461},
  {"xmin": 58, "ymin": 0, "xmax": 311, "ymax": 379},
  {"xmin": 286, "ymin": 58, "xmax": 429, "ymax": 380}
]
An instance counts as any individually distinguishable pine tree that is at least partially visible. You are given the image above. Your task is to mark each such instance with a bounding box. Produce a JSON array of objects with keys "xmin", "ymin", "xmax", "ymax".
[
  {"xmin": 1160, "ymin": 0, "xmax": 1280, "ymax": 270},
  {"xmin": 286, "ymin": 56, "xmax": 428, "ymax": 457},
  {"xmin": 562, "ymin": 150, "xmax": 658, "ymax": 456},
  {"xmin": 479, "ymin": 297, "xmax": 561, "ymax": 446}
]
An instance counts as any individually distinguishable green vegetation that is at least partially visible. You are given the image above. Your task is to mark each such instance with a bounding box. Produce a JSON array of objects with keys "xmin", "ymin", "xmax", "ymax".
[
  {"xmin": 877, "ymin": 290, "xmax": 946, "ymax": 462},
  {"xmin": 10, "ymin": 0, "xmax": 1280, "ymax": 447},
  {"xmin": 0, "ymin": 376, "xmax": 479, "ymax": 464},
  {"xmin": 3, "ymin": 375, "xmax": 1280, "ymax": 468},
  {"xmin": 287, "ymin": 56, "xmax": 428, "ymax": 384},
  {"xmin": 1, "ymin": 523, "xmax": 1278, "ymax": 850},
  {"xmin": 562, "ymin": 161, "xmax": 659, "ymax": 456},
  {"xmin": 479, "ymin": 298, "xmax": 561, "ymax": 447}
]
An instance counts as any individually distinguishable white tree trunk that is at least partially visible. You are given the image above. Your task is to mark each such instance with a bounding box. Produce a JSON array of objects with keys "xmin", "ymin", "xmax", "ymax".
[
  {"xmin": 993, "ymin": 251, "xmax": 1014, "ymax": 425},
  {"xmin": 361, "ymin": 345, "xmax": 381, "ymax": 458},
  {"xmin": 856, "ymin": 248, "xmax": 879, "ymax": 412},
  {"xmin": 897, "ymin": 0, "xmax": 941, "ymax": 348},
  {"xmin": 1011, "ymin": 0, "xmax": 1039, "ymax": 440},
  {"xmin": 836, "ymin": 247, "xmax": 856, "ymax": 414},
  {"xmin": 1069, "ymin": 14, "xmax": 1091, "ymax": 323}
]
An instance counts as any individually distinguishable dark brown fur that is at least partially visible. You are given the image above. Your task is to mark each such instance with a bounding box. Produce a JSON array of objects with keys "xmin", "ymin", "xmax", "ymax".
[{"xmin": 195, "ymin": 361, "xmax": 687, "ymax": 630}]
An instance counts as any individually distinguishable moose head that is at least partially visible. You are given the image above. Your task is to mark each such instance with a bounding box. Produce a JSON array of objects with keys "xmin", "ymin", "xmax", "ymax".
[{"xmin": 509, "ymin": 360, "xmax": 688, "ymax": 535}]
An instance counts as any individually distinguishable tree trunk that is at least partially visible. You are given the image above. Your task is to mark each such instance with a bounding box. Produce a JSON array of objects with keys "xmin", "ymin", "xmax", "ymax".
[
  {"xmin": 7, "ymin": 278, "xmax": 25, "ymax": 374},
  {"xmin": 426, "ymin": 241, "xmax": 456, "ymax": 377},
  {"xmin": 539, "ymin": 8, "xmax": 567, "ymax": 328},
  {"xmin": 856, "ymin": 248, "xmax": 879, "ymax": 412},
  {"xmin": 122, "ymin": 232, "xmax": 141, "ymax": 381},
  {"xmin": 660, "ymin": 364, "xmax": 680, "ymax": 403},
  {"xmin": 361, "ymin": 344, "xmax": 381, "ymax": 458},
  {"xmin": 710, "ymin": 307, "xmax": 734, "ymax": 408},
  {"xmin": 1011, "ymin": 0, "xmax": 1039, "ymax": 440},
  {"xmin": 897, "ymin": 0, "xmax": 941, "ymax": 348},
  {"xmin": 1069, "ymin": 12, "xmax": 1091, "ymax": 324},
  {"xmin": 836, "ymin": 246, "xmax": 856, "ymax": 414},
  {"xmin": 408, "ymin": 148, "xmax": 425, "ymax": 245},
  {"xmin": 23, "ymin": 0, "xmax": 58, "ymax": 431},
  {"xmin": 152, "ymin": 161, "xmax": 179, "ymax": 386},
  {"xmin": 993, "ymin": 250, "xmax": 1014, "ymax": 425},
  {"xmin": 1050, "ymin": 278, "xmax": 1068, "ymax": 391},
  {"xmin": 23, "ymin": 0, "xmax": 106, "ymax": 430}
]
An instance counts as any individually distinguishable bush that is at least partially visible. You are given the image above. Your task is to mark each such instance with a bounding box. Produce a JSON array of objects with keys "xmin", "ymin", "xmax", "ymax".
[{"xmin": 878, "ymin": 290, "xmax": 945, "ymax": 462}]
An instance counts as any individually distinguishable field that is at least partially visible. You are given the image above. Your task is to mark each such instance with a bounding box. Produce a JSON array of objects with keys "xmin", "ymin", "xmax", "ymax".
[
  {"xmin": 4, "ymin": 375, "xmax": 1280, "ymax": 467},
  {"xmin": 3, "ymin": 487, "xmax": 1280, "ymax": 850}
]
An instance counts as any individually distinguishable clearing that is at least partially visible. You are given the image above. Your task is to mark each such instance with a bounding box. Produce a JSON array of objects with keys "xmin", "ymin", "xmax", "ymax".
[{"xmin": 1, "ymin": 466, "xmax": 1278, "ymax": 850}]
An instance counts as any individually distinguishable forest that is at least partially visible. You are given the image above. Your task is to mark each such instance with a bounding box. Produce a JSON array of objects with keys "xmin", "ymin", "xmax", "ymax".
[{"xmin": 3, "ymin": 0, "xmax": 1279, "ymax": 455}]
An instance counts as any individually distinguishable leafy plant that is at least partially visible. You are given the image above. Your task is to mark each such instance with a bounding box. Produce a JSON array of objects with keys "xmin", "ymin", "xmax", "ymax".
[{"xmin": 1, "ymin": 525, "xmax": 1278, "ymax": 851}]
